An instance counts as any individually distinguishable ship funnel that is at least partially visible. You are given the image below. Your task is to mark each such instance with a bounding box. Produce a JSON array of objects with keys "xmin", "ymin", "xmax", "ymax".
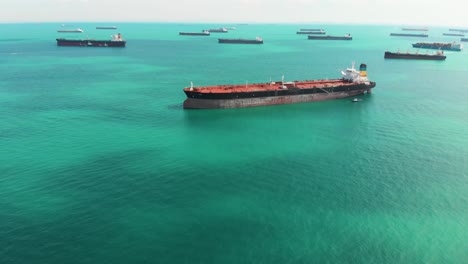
[{"xmin": 359, "ymin": 63, "xmax": 367, "ymax": 77}]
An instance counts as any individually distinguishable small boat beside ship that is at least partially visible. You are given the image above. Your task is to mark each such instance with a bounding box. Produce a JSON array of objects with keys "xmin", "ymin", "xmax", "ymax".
[
  {"xmin": 183, "ymin": 63, "xmax": 376, "ymax": 109},
  {"xmin": 218, "ymin": 37, "xmax": 263, "ymax": 44},
  {"xmin": 308, "ymin": 34, "xmax": 352, "ymax": 40},
  {"xmin": 384, "ymin": 50, "xmax": 446, "ymax": 60},
  {"xmin": 390, "ymin": 33, "xmax": 428, "ymax": 37},
  {"xmin": 179, "ymin": 31, "xmax": 210, "ymax": 36},
  {"xmin": 57, "ymin": 28, "xmax": 83, "ymax": 33},
  {"xmin": 56, "ymin": 33, "xmax": 126, "ymax": 47},
  {"xmin": 412, "ymin": 42, "xmax": 463, "ymax": 51}
]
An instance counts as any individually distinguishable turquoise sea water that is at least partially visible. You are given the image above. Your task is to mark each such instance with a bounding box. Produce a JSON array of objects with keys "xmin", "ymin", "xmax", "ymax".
[{"xmin": 0, "ymin": 23, "xmax": 467, "ymax": 263}]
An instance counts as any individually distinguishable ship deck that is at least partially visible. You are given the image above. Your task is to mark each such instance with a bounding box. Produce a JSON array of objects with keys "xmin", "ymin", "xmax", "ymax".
[{"xmin": 185, "ymin": 79, "xmax": 354, "ymax": 94}]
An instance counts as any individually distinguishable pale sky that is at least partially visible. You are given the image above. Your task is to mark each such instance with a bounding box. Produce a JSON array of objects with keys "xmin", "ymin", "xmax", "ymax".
[{"xmin": 1, "ymin": 0, "xmax": 467, "ymax": 26}]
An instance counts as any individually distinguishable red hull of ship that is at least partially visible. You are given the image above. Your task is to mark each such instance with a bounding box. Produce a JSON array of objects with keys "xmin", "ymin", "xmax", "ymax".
[
  {"xmin": 183, "ymin": 89, "xmax": 370, "ymax": 109},
  {"xmin": 183, "ymin": 79, "xmax": 376, "ymax": 109}
]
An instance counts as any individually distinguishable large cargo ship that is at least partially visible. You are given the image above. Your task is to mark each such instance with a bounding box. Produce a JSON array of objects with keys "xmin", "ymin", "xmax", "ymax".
[
  {"xmin": 384, "ymin": 50, "xmax": 446, "ymax": 60},
  {"xmin": 179, "ymin": 31, "xmax": 210, "ymax": 36},
  {"xmin": 412, "ymin": 42, "xmax": 463, "ymax": 51},
  {"xmin": 308, "ymin": 34, "xmax": 352, "ymax": 40},
  {"xmin": 56, "ymin": 33, "xmax": 126, "ymax": 47},
  {"xmin": 218, "ymin": 37, "xmax": 263, "ymax": 44},
  {"xmin": 183, "ymin": 63, "xmax": 376, "ymax": 109}
]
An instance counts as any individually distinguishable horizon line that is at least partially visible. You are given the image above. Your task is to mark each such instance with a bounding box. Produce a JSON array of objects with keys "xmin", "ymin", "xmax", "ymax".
[{"xmin": 1, "ymin": 20, "xmax": 467, "ymax": 28}]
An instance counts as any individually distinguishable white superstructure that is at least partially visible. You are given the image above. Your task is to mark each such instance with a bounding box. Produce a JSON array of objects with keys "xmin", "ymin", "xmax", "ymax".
[{"xmin": 341, "ymin": 62, "xmax": 370, "ymax": 84}]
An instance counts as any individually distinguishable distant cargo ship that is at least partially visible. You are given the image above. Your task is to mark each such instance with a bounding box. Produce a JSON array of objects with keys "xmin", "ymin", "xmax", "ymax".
[
  {"xmin": 218, "ymin": 37, "xmax": 263, "ymax": 44},
  {"xmin": 57, "ymin": 28, "xmax": 83, "ymax": 33},
  {"xmin": 297, "ymin": 30, "xmax": 326, "ymax": 35},
  {"xmin": 384, "ymin": 50, "xmax": 446, "ymax": 60},
  {"xmin": 401, "ymin": 28, "xmax": 429, "ymax": 31},
  {"xmin": 183, "ymin": 63, "xmax": 376, "ymax": 109},
  {"xmin": 300, "ymin": 28, "xmax": 323, "ymax": 31},
  {"xmin": 179, "ymin": 31, "xmax": 210, "ymax": 36},
  {"xmin": 390, "ymin": 33, "xmax": 428, "ymax": 37},
  {"xmin": 449, "ymin": 28, "xmax": 468, "ymax": 33},
  {"xmin": 308, "ymin": 34, "xmax": 352, "ymax": 40},
  {"xmin": 443, "ymin": 33, "xmax": 464, "ymax": 36},
  {"xmin": 461, "ymin": 38, "xmax": 468, "ymax": 42},
  {"xmin": 56, "ymin": 33, "xmax": 126, "ymax": 47},
  {"xmin": 412, "ymin": 42, "xmax": 463, "ymax": 51},
  {"xmin": 206, "ymin": 28, "xmax": 228, "ymax": 33},
  {"xmin": 96, "ymin": 26, "xmax": 117, "ymax": 30}
]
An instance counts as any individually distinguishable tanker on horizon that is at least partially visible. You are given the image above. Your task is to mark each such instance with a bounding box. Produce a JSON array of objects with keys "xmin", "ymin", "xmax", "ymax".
[
  {"xmin": 218, "ymin": 37, "xmax": 263, "ymax": 44},
  {"xmin": 179, "ymin": 31, "xmax": 210, "ymax": 36},
  {"xmin": 308, "ymin": 34, "xmax": 352, "ymax": 40},
  {"xmin": 56, "ymin": 33, "xmax": 126, "ymax": 47},
  {"xmin": 384, "ymin": 50, "xmax": 446, "ymax": 60},
  {"xmin": 297, "ymin": 30, "xmax": 326, "ymax": 35},
  {"xmin": 205, "ymin": 28, "xmax": 228, "ymax": 33},
  {"xmin": 390, "ymin": 33, "xmax": 429, "ymax": 37},
  {"xmin": 401, "ymin": 27, "xmax": 429, "ymax": 31},
  {"xmin": 96, "ymin": 26, "xmax": 117, "ymax": 30},
  {"xmin": 412, "ymin": 42, "xmax": 463, "ymax": 51},
  {"xmin": 443, "ymin": 33, "xmax": 464, "ymax": 37},
  {"xmin": 57, "ymin": 28, "xmax": 83, "ymax": 33}
]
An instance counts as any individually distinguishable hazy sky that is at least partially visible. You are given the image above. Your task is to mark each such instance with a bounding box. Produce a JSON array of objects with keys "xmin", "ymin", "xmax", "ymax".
[{"xmin": 1, "ymin": 0, "xmax": 467, "ymax": 26}]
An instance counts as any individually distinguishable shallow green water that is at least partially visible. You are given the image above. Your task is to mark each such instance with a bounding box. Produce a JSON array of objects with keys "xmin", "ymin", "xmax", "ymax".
[{"xmin": 0, "ymin": 23, "xmax": 467, "ymax": 263}]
